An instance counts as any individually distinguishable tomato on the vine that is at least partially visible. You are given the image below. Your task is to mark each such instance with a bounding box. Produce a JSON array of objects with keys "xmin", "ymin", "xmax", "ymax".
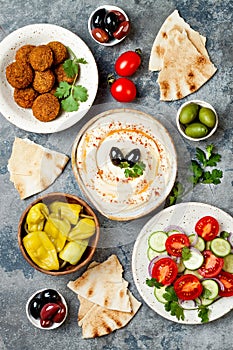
[
  {"xmin": 195, "ymin": 216, "xmax": 219, "ymax": 241},
  {"xmin": 151, "ymin": 257, "xmax": 178, "ymax": 286},
  {"xmin": 174, "ymin": 274, "xmax": 203, "ymax": 300},
  {"xmin": 115, "ymin": 50, "xmax": 141, "ymax": 77},
  {"xmin": 110, "ymin": 77, "xmax": 137, "ymax": 102}
]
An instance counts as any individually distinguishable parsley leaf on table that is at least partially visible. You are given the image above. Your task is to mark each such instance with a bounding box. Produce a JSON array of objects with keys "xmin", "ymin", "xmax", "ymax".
[
  {"xmin": 167, "ymin": 181, "xmax": 184, "ymax": 206},
  {"xmin": 190, "ymin": 144, "xmax": 223, "ymax": 186},
  {"xmin": 54, "ymin": 47, "xmax": 88, "ymax": 112}
]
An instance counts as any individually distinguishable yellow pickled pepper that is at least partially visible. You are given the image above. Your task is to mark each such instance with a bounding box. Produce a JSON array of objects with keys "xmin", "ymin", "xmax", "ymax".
[
  {"xmin": 44, "ymin": 215, "xmax": 67, "ymax": 252},
  {"xmin": 26, "ymin": 203, "xmax": 49, "ymax": 232},
  {"xmin": 23, "ymin": 231, "xmax": 59, "ymax": 270},
  {"xmin": 59, "ymin": 239, "xmax": 89, "ymax": 265},
  {"xmin": 49, "ymin": 201, "xmax": 82, "ymax": 225},
  {"xmin": 68, "ymin": 218, "xmax": 95, "ymax": 241}
]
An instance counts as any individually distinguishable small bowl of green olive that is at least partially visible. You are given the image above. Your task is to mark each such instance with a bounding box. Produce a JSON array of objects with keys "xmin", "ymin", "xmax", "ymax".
[{"xmin": 176, "ymin": 100, "xmax": 218, "ymax": 141}]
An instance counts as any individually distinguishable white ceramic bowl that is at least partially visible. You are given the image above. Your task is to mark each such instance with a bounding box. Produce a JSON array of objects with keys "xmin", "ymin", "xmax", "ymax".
[
  {"xmin": 26, "ymin": 289, "xmax": 68, "ymax": 330},
  {"xmin": 88, "ymin": 5, "xmax": 130, "ymax": 46},
  {"xmin": 176, "ymin": 100, "xmax": 218, "ymax": 141}
]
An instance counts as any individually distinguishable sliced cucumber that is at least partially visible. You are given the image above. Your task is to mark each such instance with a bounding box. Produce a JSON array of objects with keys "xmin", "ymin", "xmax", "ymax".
[
  {"xmin": 148, "ymin": 231, "xmax": 167, "ymax": 252},
  {"xmin": 200, "ymin": 297, "xmax": 215, "ymax": 306},
  {"xmin": 189, "ymin": 234, "xmax": 205, "ymax": 252},
  {"xmin": 154, "ymin": 285, "xmax": 167, "ymax": 304},
  {"xmin": 210, "ymin": 238, "xmax": 231, "ymax": 257},
  {"xmin": 223, "ymin": 253, "xmax": 233, "ymax": 273},
  {"xmin": 147, "ymin": 247, "xmax": 165, "ymax": 261},
  {"xmin": 183, "ymin": 249, "xmax": 204, "ymax": 270},
  {"xmin": 201, "ymin": 279, "xmax": 219, "ymax": 299},
  {"xmin": 177, "ymin": 260, "xmax": 186, "ymax": 273},
  {"xmin": 184, "ymin": 269, "xmax": 202, "ymax": 279}
]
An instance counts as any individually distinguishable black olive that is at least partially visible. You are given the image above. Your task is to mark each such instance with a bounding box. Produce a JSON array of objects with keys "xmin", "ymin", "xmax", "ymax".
[
  {"xmin": 104, "ymin": 12, "xmax": 119, "ymax": 33},
  {"xmin": 110, "ymin": 147, "xmax": 124, "ymax": 166},
  {"xmin": 125, "ymin": 149, "xmax": 141, "ymax": 166},
  {"xmin": 92, "ymin": 8, "xmax": 106, "ymax": 29},
  {"xmin": 29, "ymin": 297, "xmax": 44, "ymax": 319},
  {"xmin": 41, "ymin": 289, "xmax": 61, "ymax": 303}
]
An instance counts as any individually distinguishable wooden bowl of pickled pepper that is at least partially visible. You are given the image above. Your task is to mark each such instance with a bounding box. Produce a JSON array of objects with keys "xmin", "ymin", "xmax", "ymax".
[{"xmin": 18, "ymin": 192, "xmax": 100, "ymax": 275}]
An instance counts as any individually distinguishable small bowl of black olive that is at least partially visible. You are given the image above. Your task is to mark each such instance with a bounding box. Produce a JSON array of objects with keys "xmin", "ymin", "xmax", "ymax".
[
  {"xmin": 26, "ymin": 288, "xmax": 68, "ymax": 329},
  {"xmin": 88, "ymin": 5, "xmax": 130, "ymax": 46}
]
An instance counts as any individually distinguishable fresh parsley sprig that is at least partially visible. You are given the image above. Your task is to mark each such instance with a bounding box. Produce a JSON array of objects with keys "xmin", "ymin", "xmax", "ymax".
[
  {"xmin": 55, "ymin": 47, "xmax": 88, "ymax": 112},
  {"xmin": 190, "ymin": 144, "xmax": 223, "ymax": 186},
  {"xmin": 163, "ymin": 285, "xmax": 185, "ymax": 321},
  {"xmin": 119, "ymin": 161, "xmax": 146, "ymax": 178},
  {"xmin": 197, "ymin": 305, "xmax": 209, "ymax": 323},
  {"xmin": 167, "ymin": 181, "xmax": 184, "ymax": 206}
]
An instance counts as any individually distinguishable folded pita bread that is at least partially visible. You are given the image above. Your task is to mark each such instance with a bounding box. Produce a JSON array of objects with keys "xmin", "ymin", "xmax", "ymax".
[
  {"xmin": 8, "ymin": 137, "xmax": 69, "ymax": 199},
  {"xmin": 67, "ymin": 255, "xmax": 132, "ymax": 312},
  {"xmin": 157, "ymin": 29, "xmax": 217, "ymax": 101},
  {"xmin": 79, "ymin": 291, "xmax": 141, "ymax": 339},
  {"xmin": 149, "ymin": 9, "xmax": 208, "ymax": 71}
]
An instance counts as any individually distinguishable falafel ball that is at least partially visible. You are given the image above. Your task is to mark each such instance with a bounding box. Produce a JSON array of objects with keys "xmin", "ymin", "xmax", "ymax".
[
  {"xmin": 33, "ymin": 70, "xmax": 55, "ymax": 93},
  {"xmin": 29, "ymin": 45, "xmax": 54, "ymax": 71},
  {"xmin": 47, "ymin": 41, "xmax": 68, "ymax": 65},
  {"xmin": 14, "ymin": 87, "xmax": 38, "ymax": 108},
  {"xmin": 15, "ymin": 45, "xmax": 35, "ymax": 63},
  {"xmin": 32, "ymin": 93, "xmax": 60, "ymax": 122},
  {"xmin": 54, "ymin": 63, "xmax": 75, "ymax": 84},
  {"xmin": 6, "ymin": 61, "xmax": 34, "ymax": 89}
]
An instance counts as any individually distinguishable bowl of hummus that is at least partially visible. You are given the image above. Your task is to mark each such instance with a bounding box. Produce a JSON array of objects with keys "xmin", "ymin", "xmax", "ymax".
[{"xmin": 72, "ymin": 108, "xmax": 177, "ymax": 221}]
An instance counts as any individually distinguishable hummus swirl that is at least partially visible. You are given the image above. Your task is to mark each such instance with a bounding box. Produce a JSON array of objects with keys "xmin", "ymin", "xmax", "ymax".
[{"xmin": 74, "ymin": 109, "xmax": 177, "ymax": 220}]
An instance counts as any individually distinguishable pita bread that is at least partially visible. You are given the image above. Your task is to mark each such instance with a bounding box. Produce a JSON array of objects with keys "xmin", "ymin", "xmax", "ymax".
[
  {"xmin": 79, "ymin": 291, "xmax": 141, "ymax": 339},
  {"xmin": 149, "ymin": 9, "xmax": 209, "ymax": 71},
  {"xmin": 67, "ymin": 255, "xmax": 132, "ymax": 312},
  {"xmin": 157, "ymin": 29, "xmax": 217, "ymax": 101},
  {"xmin": 8, "ymin": 137, "xmax": 69, "ymax": 199}
]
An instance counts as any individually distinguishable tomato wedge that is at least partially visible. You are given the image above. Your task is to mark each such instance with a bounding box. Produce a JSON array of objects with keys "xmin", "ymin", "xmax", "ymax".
[
  {"xmin": 174, "ymin": 274, "xmax": 203, "ymax": 300},
  {"xmin": 151, "ymin": 257, "xmax": 178, "ymax": 286},
  {"xmin": 195, "ymin": 216, "xmax": 219, "ymax": 241},
  {"xmin": 217, "ymin": 271, "xmax": 233, "ymax": 297},
  {"xmin": 165, "ymin": 233, "xmax": 190, "ymax": 257},
  {"xmin": 198, "ymin": 250, "xmax": 224, "ymax": 278}
]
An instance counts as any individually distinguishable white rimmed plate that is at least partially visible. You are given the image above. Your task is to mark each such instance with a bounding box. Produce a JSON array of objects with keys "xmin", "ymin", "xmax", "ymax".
[
  {"xmin": 0, "ymin": 23, "xmax": 98, "ymax": 133},
  {"xmin": 132, "ymin": 202, "xmax": 233, "ymax": 324},
  {"xmin": 72, "ymin": 108, "xmax": 177, "ymax": 221}
]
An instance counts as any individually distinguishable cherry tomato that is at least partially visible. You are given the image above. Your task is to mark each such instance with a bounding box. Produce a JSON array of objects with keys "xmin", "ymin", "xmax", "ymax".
[
  {"xmin": 151, "ymin": 257, "xmax": 178, "ymax": 286},
  {"xmin": 110, "ymin": 77, "xmax": 136, "ymax": 102},
  {"xmin": 165, "ymin": 233, "xmax": 190, "ymax": 257},
  {"xmin": 174, "ymin": 274, "xmax": 203, "ymax": 300},
  {"xmin": 217, "ymin": 271, "xmax": 233, "ymax": 297},
  {"xmin": 115, "ymin": 51, "xmax": 141, "ymax": 77},
  {"xmin": 195, "ymin": 216, "xmax": 219, "ymax": 241},
  {"xmin": 198, "ymin": 250, "xmax": 224, "ymax": 278}
]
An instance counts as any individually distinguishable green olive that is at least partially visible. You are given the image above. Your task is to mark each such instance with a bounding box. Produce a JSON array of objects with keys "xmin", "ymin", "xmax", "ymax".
[
  {"xmin": 179, "ymin": 103, "xmax": 199, "ymax": 125},
  {"xmin": 185, "ymin": 122, "xmax": 209, "ymax": 138},
  {"xmin": 199, "ymin": 107, "xmax": 216, "ymax": 128}
]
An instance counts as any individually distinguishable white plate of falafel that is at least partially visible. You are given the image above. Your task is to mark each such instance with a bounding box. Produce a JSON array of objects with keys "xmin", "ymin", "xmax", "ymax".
[{"xmin": 0, "ymin": 23, "xmax": 98, "ymax": 133}]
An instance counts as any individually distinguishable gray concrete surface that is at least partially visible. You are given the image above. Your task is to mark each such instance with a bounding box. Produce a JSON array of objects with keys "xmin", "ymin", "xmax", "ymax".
[{"xmin": 0, "ymin": 0, "xmax": 232, "ymax": 349}]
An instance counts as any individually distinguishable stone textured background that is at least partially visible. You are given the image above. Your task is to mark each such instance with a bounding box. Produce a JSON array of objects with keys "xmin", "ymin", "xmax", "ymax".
[{"xmin": 0, "ymin": 0, "xmax": 232, "ymax": 349}]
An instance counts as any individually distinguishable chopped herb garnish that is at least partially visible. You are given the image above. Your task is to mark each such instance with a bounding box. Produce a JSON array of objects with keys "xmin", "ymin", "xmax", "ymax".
[
  {"xmin": 146, "ymin": 278, "xmax": 163, "ymax": 288},
  {"xmin": 197, "ymin": 305, "xmax": 210, "ymax": 323},
  {"xmin": 182, "ymin": 246, "xmax": 192, "ymax": 261},
  {"xmin": 55, "ymin": 47, "xmax": 88, "ymax": 112}
]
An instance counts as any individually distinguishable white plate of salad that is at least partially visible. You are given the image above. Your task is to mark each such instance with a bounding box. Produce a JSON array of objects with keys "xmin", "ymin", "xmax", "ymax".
[
  {"xmin": 0, "ymin": 23, "xmax": 98, "ymax": 133},
  {"xmin": 132, "ymin": 202, "xmax": 233, "ymax": 324}
]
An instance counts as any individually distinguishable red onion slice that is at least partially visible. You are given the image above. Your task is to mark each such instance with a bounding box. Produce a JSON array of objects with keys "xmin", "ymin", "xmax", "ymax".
[
  {"xmin": 163, "ymin": 225, "xmax": 186, "ymax": 235},
  {"xmin": 190, "ymin": 232, "xmax": 199, "ymax": 247},
  {"xmin": 227, "ymin": 232, "xmax": 233, "ymax": 247},
  {"xmin": 178, "ymin": 299, "xmax": 198, "ymax": 309}
]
